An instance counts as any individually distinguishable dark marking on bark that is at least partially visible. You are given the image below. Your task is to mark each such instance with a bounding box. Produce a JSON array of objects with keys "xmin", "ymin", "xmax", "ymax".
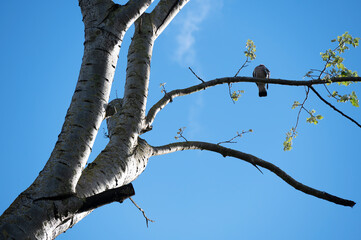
[
  {"xmin": 70, "ymin": 217, "xmax": 74, "ymax": 228},
  {"xmin": 53, "ymin": 202, "xmax": 60, "ymax": 220},
  {"xmin": 33, "ymin": 193, "xmax": 75, "ymax": 202},
  {"xmin": 115, "ymin": 177, "xmax": 118, "ymax": 186},
  {"xmin": 119, "ymin": 162, "xmax": 126, "ymax": 172},
  {"xmin": 87, "ymin": 162, "xmax": 97, "ymax": 169},
  {"xmin": 94, "ymin": 47, "xmax": 112, "ymax": 56},
  {"xmin": 55, "ymin": 176, "xmax": 63, "ymax": 182},
  {"xmin": 57, "ymin": 161, "xmax": 70, "ymax": 168},
  {"xmin": 72, "ymin": 124, "xmax": 84, "ymax": 129}
]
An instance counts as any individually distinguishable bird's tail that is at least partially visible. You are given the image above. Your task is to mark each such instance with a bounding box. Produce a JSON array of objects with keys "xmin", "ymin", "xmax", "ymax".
[{"xmin": 258, "ymin": 85, "xmax": 267, "ymax": 97}]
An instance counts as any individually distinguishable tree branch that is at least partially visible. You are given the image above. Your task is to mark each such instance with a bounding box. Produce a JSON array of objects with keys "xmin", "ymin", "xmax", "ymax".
[
  {"xmin": 120, "ymin": 0, "xmax": 154, "ymax": 25},
  {"xmin": 76, "ymin": 0, "xmax": 189, "ymax": 199},
  {"xmin": 309, "ymin": 86, "xmax": 361, "ymax": 128},
  {"xmin": 129, "ymin": 197, "xmax": 155, "ymax": 227},
  {"xmin": 151, "ymin": 0, "xmax": 190, "ymax": 37},
  {"xmin": 151, "ymin": 141, "xmax": 356, "ymax": 207},
  {"xmin": 78, "ymin": 183, "xmax": 135, "ymax": 213},
  {"xmin": 145, "ymin": 76, "xmax": 361, "ymax": 128},
  {"xmin": 189, "ymin": 67, "xmax": 205, "ymax": 83}
]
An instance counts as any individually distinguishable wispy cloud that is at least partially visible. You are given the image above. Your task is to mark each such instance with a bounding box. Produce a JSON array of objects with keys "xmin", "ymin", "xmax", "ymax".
[
  {"xmin": 173, "ymin": 0, "xmax": 223, "ymax": 139},
  {"xmin": 174, "ymin": 0, "xmax": 222, "ymax": 65}
]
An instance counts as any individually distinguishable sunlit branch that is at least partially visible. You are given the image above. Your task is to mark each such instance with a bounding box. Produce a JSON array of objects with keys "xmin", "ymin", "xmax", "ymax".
[
  {"xmin": 145, "ymin": 76, "xmax": 361, "ymax": 128},
  {"xmin": 129, "ymin": 197, "xmax": 155, "ymax": 228},
  {"xmin": 151, "ymin": 141, "xmax": 356, "ymax": 207}
]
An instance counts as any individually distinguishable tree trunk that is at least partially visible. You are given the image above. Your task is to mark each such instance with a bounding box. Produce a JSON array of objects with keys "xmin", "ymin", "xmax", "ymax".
[{"xmin": 0, "ymin": 1, "xmax": 189, "ymax": 238}]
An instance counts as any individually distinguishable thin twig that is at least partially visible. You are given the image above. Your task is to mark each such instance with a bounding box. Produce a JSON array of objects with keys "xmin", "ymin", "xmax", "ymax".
[
  {"xmin": 217, "ymin": 130, "xmax": 252, "ymax": 145},
  {"xmin": 234, "ymin": 57, "xmax": 250, "ymax": 77},
  {"xmin": 229, "ymin": 57, "xmax": 250, "ymax": 103},
  {"xmin": 310, "ymin": 86, "xmax": 361, "ymax": 128},
  {"xmin": 216, "ymin": 130, "xmax": 262, "ymax": 173},
  {"xmin": 189, "ymin": 67, "xmax": 205, "ymax": 83},
  {"xmin": 175, "ymin": 127, "xmax": 188, "ymax": 142},
  {"xmin": 294, "ymin": 87, "xmax": 310, "ymax": 132},
  {"xmin": 129, "ymin": 197, "xmax": 155, "ymax": 228},
  {"xmin": 227, "ymin": 83, "xmax": 236, "ymax": 104},
  {"xmin": 322, "ymin": 83, "xmax": 340, "ymax": 101}
]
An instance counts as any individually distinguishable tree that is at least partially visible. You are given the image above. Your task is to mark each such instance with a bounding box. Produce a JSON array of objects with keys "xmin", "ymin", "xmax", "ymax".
[{"xmin": 1, "ymin": 0, "xmax": 361, "ymax": 239}]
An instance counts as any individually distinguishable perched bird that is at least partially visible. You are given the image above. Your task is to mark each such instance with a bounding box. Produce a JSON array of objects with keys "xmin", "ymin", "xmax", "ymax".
[{"xmin": 253, "ymin": 64, "xmax": 270, "ymax": 97}]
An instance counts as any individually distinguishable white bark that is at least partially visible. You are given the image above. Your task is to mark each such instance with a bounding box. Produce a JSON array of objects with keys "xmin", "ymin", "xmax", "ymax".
[
  {"xmin": 0, "ymin": 0, "xmax": 156, "ymax": 238},
  {"xmin": 0, "ymin": 0, "xmax": 190, "ymax": 239}
]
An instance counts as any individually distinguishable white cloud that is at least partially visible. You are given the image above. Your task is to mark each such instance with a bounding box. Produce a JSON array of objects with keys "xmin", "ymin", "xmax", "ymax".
[{"xmin": 174, "ymin": 0, "xmax": 221, "ymax": 65}]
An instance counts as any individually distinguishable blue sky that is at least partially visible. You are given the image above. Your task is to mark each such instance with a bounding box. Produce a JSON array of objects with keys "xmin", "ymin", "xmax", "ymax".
[{"xmin": 1, "ymin": 0, "xmax": 361, "ymax": 239}]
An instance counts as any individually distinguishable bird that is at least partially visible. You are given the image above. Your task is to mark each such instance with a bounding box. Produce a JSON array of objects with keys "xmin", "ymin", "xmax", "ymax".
[{"xmin": 253, "ymin": 64, "xmax": 270, "ymax": 97}]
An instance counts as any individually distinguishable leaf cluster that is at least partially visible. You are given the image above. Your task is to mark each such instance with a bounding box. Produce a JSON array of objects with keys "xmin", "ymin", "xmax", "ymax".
[
  {"xmin": 283, "ymin": 128, "xmax": 297, "ymax": 151},
  {"xmin": 332, "ymin": 90, "xmax": 359, "ymax": 107},
  {"xmin": 244, "ymin": 39, "xmax": 256, "ymax": 60},
  {"xmin": 306, "ymin": 109, "xmax": 323, "ymax": 125},
  {"xmin": 320, "ymin": 32, "xmax": 359, "ymax": 81},
  {"xmin": 231, "ymin": 90, "xmax": 244, "ymax": 102},
  {"xmin": 288, "ymin": 32, "xmax": 360, "ymax": 151}
]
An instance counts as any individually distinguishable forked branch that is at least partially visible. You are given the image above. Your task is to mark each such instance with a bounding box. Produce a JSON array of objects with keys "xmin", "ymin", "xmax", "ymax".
[{"xmin": 151, "ymin": 141, "xmax": 355, "ymax": 207}]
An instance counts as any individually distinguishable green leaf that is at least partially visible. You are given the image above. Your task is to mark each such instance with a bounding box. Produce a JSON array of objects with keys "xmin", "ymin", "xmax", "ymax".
[
  {"xmin": 337, "ymin": 63, "xmax": 345, "ymax": 70},
  {"xmin": 283, "ymin": 129, "xmax": 297, "ymax": 151},
  {"xmin": 292, "ymin": 101, "xmax": 300, "ymax": 109},
  {"xmin": 350, "ymin": 91, "xmax": 359, "ymax": 107}
]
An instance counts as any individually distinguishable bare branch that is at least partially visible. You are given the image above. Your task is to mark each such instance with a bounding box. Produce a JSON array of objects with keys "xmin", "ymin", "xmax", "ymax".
[
  {"xmin": 189, "ymin": 67, "xmax": 205, "ymax": 83},
  {"xmin": 151, "ymin": 0, "xmax": 190, "ymax": 37},
  {"xmin": 234, "ymin": 57, "xmax": 250, "ymax": 77},
  {"xmin": 129, "ymin": 197, "xmax": 155, "ymax": 228},
  {"xmin": 217, "ymin": 130, "xmax": 253, "ymax": 145},
  {"xmin": 294, "ymin": 87, "xmax": 310, "ymax": 132},
  {"xmin": 78, "ymin": 184, "xmax": 135, "ymax": 213},
  {"xmin": 120, "ymin": 0, "xmax": 154, "ymax": 26},
  {"xmin": 174, "ymin": 127, "xmax": 188, "ymax": 141},
  {"xmin": 310, "ymin": 86, "xmax": 361, "ymax": 128},
  {"xmin": 151, "ymin": 141, "xmax": 356, "ymax": 207},
  {"xmin": 145, "ymin": 76, "xmax": 361, "ymax": 128}
]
